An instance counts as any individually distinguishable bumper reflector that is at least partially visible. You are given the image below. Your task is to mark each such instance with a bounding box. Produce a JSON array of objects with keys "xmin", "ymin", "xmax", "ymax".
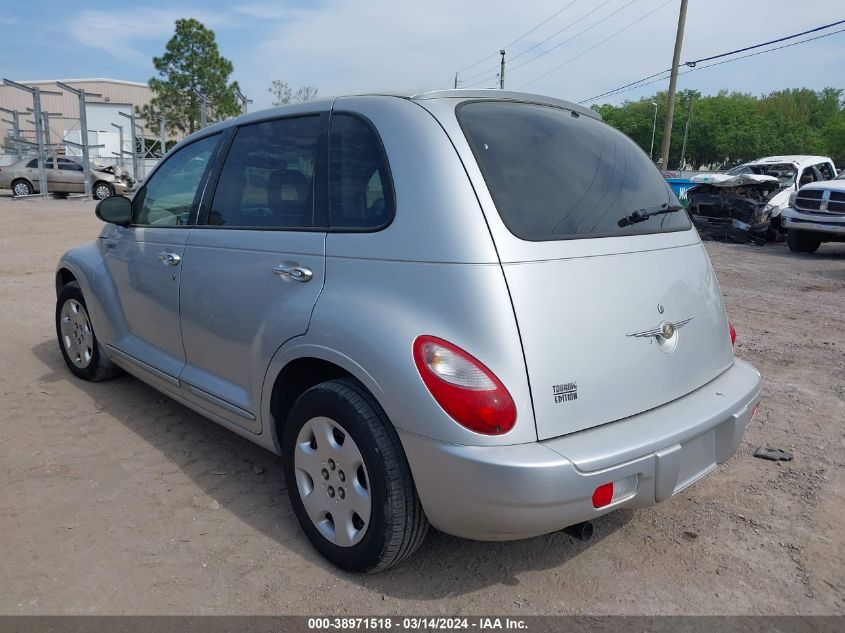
[{"xmin": 592, "ymin": 475, "xmax": 638, "ymax": 508}]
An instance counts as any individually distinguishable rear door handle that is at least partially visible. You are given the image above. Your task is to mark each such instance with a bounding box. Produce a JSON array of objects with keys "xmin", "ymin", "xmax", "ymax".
[
  {"xmin": 158, "ymin": 251, "xmax": 181, "ymax": 266},
  {"xmin": 272, "ymin": 264, "xmax": 313, "ymax": 282}
]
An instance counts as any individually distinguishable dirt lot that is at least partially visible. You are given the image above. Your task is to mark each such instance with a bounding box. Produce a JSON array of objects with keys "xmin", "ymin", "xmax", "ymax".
[{"xmin": 1, "ymin": 193, "xmax": 843, "ymax": 615}]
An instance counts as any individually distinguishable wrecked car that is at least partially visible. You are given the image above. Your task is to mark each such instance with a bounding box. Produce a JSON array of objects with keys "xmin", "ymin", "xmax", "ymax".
[
  {"xmin": 687, "ymin": 173, "xmax": 782, "ymax": 244},
  {"xmin": 688, "ymin": 155, "xmax": 837, "ymax": 243}
]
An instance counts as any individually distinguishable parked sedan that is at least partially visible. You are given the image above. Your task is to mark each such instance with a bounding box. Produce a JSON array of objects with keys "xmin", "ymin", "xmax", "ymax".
[
  {"xmin": 0, "ymin": 155, "xmax": 132, "ymax": 199},
  {"xmin": 55, "ymin": 90, "xmax": 761, "ymax": 572}
]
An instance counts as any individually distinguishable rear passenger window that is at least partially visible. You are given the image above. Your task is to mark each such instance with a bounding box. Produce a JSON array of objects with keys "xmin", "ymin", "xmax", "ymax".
[
  {"xmin": 329, "ymin": 113, "xmax": 394, "ymax": 229},
  {"xmin": 209, "ymin": 116, "xmax": 321, "ymax": 228}
]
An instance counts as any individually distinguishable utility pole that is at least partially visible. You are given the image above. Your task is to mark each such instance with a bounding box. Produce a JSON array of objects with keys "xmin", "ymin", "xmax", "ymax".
[
  {"xmin": 659, "ymin": 0, "xmax": 688, "ymax": 171},
  {"xmin": 679, "ymin": 95, "xmax": 694, "ymax": 172},
  {"xmin": 499, "ymin": 50, "xmax": 506, "ymax": 89},
  {"xmin": 454, "ymin": 73, "xmax": 458, "ymax": 89},
  {"xmin": 57, "ymin": 82, "xmax": 101, "ymax": 199},
  {"xmin": 649, "ymin": 102, "xmax": 658, "ymax": 161}
]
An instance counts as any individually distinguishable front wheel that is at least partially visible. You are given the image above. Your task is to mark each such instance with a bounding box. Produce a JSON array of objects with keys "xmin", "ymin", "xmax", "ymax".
[
  {"xmin": 787, "ymin": 229, "xmax": 821, "ymax": 254},
  {"xmin": 56, "ymin": 281, "xmax": 122, "ymax": 381},
  {"xmin": 93, "ymin": 181, "xmax": 114, "ymax": 200},
  {"xmin": 283, "ymin": 379, "xmax": 429, "ymax": 572}
]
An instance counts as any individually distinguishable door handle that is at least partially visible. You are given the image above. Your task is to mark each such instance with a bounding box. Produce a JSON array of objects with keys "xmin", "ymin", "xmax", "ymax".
[
  {"xmin": 272, "ymin": 264, "xmax": 313, "ymax": 282},
  {"xmin": 158, "ymin": 251, "xmax": 181, "ymax": 266}
]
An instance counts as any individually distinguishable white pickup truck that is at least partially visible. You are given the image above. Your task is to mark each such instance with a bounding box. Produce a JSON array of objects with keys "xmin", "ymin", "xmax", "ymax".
[{"xmin": 781, "ymin": 170, "xmax": 845, "ymax": 253}]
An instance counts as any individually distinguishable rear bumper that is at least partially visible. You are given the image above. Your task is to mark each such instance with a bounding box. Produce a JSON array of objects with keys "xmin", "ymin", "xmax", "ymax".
[{"xmin": 399, "ymin": 359, "xmax": 761, "ymax": 540}]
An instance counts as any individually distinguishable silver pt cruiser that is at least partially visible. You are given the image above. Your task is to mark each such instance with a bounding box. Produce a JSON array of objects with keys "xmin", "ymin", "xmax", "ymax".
[{"xmin": 55, "ymin": 90, "xmax": 762, "ymax": 572}]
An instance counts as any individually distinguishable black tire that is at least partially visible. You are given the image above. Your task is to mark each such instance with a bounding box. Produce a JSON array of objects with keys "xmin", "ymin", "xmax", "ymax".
[
  {"xmin": 11, "ymin": 178, "xmax": 33, "ymax": 197},
  {"xmin": 93, "ymin": 181, "xmax": 115, "ymax": 200},
  {"xmin": 55, "ymin": 281, "xmax": 123, "ymax": 381},
  {"xmin": 283, "ymin": 378, "xmax": 429, "ymax": 572},
  {"xmin": 787, "ymin": 229, "xmax": 821, "ymax": 254}
]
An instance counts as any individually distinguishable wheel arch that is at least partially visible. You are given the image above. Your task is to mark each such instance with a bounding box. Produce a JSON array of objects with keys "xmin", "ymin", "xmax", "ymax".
[
  {"xmin": 261, "ymin": 344, "xmax": 387, "ymax": 455},
  {"xmin": 11, "ymin": 177, "xmax": 34, "ymax": 195},
  {"xmin": 55, "ymin": 267, "xmax": 78, "ymax": 295}
]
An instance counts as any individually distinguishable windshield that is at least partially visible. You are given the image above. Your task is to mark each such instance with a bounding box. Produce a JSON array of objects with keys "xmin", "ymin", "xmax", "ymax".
[
  {"xmin": 746, "ymin": 163, "xmax": 795, "ymax": 187},
  {"xmin": 457, "ymin": 101, "xmax": 689, "ymax": 240}
]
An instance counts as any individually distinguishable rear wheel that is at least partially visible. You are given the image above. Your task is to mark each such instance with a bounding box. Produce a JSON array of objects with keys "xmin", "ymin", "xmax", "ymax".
[
  {"xmin": 283, "ymin": 378, "xmax": 428, "ymax": 572},
  {"xmin": 93, "ymin": 181, "xmax": 114, "ymax": 200},
  {"xmin": 12, "ymin": 179, "xmax": 33, "ymax": 197},
  {"xmin": 787, "ymin": 229, "xmax": 821, "ymax": 254},
  {"xmin": 55, "ymin": 281, "xmax": 122, "ymax": 381}
]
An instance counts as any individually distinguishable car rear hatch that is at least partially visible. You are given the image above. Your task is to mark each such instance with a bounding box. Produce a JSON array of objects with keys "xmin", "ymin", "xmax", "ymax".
[{"xmin": 440, "ymin": 98, "xmax": 735, "ymax": 440}]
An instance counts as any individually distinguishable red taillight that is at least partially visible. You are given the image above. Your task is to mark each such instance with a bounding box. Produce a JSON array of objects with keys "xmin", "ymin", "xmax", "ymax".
[
  {"xmin": 592, "ymin": 483, "xmax": 614, "ymax": 508},
  {"xmin": 413, "ymin": 335, "xmax": 516, "ymax": 435},
  {"xmin": 729, "ymin": 322, "xmax": 737, "ymax": 346}
]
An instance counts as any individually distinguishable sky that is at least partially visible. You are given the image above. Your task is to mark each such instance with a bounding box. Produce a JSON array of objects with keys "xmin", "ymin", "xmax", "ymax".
[{"xmin": 1, "ymin": 0, "xmax": 843, "ymax": 111}]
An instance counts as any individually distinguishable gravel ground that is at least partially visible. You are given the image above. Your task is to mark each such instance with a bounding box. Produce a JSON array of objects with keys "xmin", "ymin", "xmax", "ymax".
[{"xmin": 1, "ymin": 193, "xmax": 843, "ymax": 615}]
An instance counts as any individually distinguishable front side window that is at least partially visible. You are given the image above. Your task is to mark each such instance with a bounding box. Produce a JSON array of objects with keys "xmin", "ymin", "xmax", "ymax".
[
  {"xmin": 134, "ymin": 133, "xmax": 220, "ymax": 226},
  {"xmin": 457, "ymin": 101, "xmax": 689, "ymax": 240},
  {"xmin": 816, "ymin": 162, "xmax": 835, "ymax": 180},
  {"xmin": 209, "ymin": 116, "xmax": 321, "ymax": 228},
  {"xmin": 329, "ymin": 113, "xmax": 394, "ymax": 229}
]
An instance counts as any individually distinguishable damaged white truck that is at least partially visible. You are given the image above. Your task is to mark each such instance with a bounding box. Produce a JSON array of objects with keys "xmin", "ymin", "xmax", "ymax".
[{"xmin": 687, "ymin": 155, "xmax": 837, "ymax": 243}]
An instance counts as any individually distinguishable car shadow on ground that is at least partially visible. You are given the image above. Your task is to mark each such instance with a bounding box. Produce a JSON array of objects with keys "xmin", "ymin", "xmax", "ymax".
[{"xmin": 32, "ymin": 338, "xmax": 630, "ymax": 598}]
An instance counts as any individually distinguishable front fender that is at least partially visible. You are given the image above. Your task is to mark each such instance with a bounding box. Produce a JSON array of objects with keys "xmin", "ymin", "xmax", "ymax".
[{"xmin": 56, "ymin": 240, "xmax": 108, "ymax": 330}]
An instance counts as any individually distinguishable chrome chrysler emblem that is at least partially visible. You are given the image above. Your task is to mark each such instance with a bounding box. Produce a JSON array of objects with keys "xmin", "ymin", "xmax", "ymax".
[{"xmin": 626, "ymin": 317, "xmax": 693, "ymax": 339}]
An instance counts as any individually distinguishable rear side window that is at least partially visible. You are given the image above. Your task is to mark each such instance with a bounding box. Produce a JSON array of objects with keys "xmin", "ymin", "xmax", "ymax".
[
  {"xmin": 458, "ymin": 101, "xmax": 689, "ymax": 240},
  {"xmin": 209, "ymin": 115, "xmax": 321, "ymax": 228},
  {"xmin": 27, "ymin": 157, "xmax": 53, "ymax": 169},
  {"xmin": 329, "ymin": 113, "xmax": 394, "ymax": 229}
]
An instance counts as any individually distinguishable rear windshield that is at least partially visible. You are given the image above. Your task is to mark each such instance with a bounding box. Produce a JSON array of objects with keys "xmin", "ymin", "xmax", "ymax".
[{"xmin": 457, "ymin": 101, "xmax": 689, "ymax": 240}]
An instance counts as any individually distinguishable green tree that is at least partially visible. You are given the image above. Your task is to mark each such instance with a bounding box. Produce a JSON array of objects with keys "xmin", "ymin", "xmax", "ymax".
[
  {"xmin": 139, "ymin": 18, "xmax": 241, "ymax": 135},
  {"xmin": 590, "ymin": 87, "xmax": 845, "ymax": 170}
]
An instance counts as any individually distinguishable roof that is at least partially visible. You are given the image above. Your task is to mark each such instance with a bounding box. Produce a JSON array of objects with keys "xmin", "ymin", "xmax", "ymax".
[
  {"xmin": 16, "ymin": 78, "xmax": 149, "ymax": 88},
  {"xmin": 748, "ymin": 155, "xmax": 833, "ymax": 167},
  {"xmin": 405, "ymin": 89, "xmax": 601, "ymax": 120}
]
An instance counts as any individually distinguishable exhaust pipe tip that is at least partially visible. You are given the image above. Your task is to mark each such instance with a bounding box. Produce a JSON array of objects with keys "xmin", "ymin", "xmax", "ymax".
[{"xmin": 562, "ymin": 521, "xmax": 593, "ymax": 542}]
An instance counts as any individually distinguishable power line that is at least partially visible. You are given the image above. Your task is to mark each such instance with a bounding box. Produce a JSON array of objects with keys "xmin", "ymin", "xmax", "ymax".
[
  {"xmin": 509, "ymin": 0, "xmax": 616, "ymax": 63},
  {"xmin": 579, "ymin": 17, "xmax": 845, "ymax": 103},
  {"xmin": 459, "ymin": 0, "xmax": 602, "ymax": 87},
  {"xmin": 507, "ymin": 0, "xmax": 640, "ymax": 74},
  {"xmin": 684, "ymin": 17, "xmax": 845, "ymax": 67},
  {"xmin": 463, "ymin": 0, "xmax": 638, "ymax": 88},
  {"xmin": 517, "ymin": 0, "xmax": 675, "ymax": 89},
  {"xmin": 452, "ymin": 0, "xmax": 583, "ymax": 78}
]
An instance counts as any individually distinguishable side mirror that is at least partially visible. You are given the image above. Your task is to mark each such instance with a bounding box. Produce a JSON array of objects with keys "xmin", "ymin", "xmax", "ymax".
[{"xmin": 95, "ymin": 195, "xmax": 132, "ymax": 226}]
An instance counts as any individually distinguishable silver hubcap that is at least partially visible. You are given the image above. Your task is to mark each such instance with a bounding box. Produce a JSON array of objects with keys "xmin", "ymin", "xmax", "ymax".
[
  {"xmin": 294, "ymin": 416, "xmax": 371, "ymax": 547},
  {"xmin": 13, "ymin": 182, "xmax": 30, "ymax": 196},
  {"xmin": 95, "ymin": 185, "xmax": 111, "ymax": 199},
  {"xmin": 60, "ymin": 298, "xmax": 94, "ymax": 369}
]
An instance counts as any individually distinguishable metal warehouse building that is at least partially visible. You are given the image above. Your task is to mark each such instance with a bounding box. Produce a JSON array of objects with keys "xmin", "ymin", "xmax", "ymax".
[{"xmin": 0, "ymin": 78, "xmax": 164, "ymax": 163}]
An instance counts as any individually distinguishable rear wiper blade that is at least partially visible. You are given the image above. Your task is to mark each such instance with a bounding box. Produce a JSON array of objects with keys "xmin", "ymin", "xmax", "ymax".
[{"xmin": 617, "ymin": 203, "xmax": 684, "ymax": 227}]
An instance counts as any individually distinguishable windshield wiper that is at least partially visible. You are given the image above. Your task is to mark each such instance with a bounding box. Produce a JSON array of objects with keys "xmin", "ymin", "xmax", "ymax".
[{"xmin": 617, "ymin": 203, "xmax": 684, "ymax": 227}]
